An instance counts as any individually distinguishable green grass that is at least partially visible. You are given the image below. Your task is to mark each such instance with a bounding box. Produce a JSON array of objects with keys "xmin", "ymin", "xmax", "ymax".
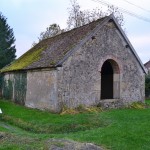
[
  {"xmin": 0, "ymin": 100, "xmax": 106, "ymax": 134},
  {"xmin": 1, "ymin": 99, "xmax": 150, "ymax": 150},
  {"xmin": 145, "ymin": 99, "xmax": 150, "ymax": 105},
  {"xmin": 0, "ymin": 126, "xmax": 8, "ymax": 132}
]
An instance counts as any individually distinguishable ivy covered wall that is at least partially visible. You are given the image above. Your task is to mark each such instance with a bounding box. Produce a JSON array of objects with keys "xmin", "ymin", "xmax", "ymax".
[
  {"xmin": 2, "ymin": 72, "xmax": 27, "ymax": 105},
  {"xmin": 145, "ymin": 74, "xmax": 150, "ymax": 99},
  {"xmin": 0, "ymin": 74, "xmax": 3, "ymax": 97}
]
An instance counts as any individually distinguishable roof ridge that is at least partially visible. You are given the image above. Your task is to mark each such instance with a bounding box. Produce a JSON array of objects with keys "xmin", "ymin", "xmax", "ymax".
[
  {"xmin": 55, "ymin": 16, "xmax": 111, "ymax": 66},
  {"xmin": 40, "ymin": 16, "xmax": 107, "ymax": 43},
  {"xmin": 1, "ymin": 14, "xmax": 146, "ymax": 74}
]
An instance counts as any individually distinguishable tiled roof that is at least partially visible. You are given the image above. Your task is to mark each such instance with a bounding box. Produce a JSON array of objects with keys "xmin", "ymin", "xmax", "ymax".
[
  {"xmin": 1, "ymin": 17, "xmax": 106, "ymax": 72},
  {"xmin": 144, "ymin": 60, "xmax": 150, "ymax": 69},
  {"xmin": 1, "ymin": 14, "xmax": 146, "ymax": 74}
]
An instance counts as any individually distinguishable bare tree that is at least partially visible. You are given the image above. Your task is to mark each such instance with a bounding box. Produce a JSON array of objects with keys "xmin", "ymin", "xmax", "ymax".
[
  {"xmin": 106, "ymin": 5, "xmax": 124, "ymax": 26},
  {"xmin": 38, "ymin": 23, "xmax": 62, "ymax": 41},
  {"xmin": 67, "ymin": 0, "xmax": 85, "ymax": 29},
  {"xmin": 32, "ymin": 0, "xmax": 124, "ymax": 47},
  {"xmin": 32, "ymin": 23, "xmax": 63, "ymax": 47},
  {"xmin": 67, "ymin": 0, "xmax": 124, "ymax": 29}
]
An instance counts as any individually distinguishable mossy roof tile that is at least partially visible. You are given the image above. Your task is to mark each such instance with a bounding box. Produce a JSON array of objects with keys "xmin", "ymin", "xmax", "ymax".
[
  {"xmin": 1, "ymin": 14, "xmax": 146, "ymax": 74},
  {"xmin": 1, "ymin": 17, "xmax": 106, "ymax": 72}
]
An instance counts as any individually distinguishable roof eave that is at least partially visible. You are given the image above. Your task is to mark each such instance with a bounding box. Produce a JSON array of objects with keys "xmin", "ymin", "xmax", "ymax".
[{"xmin": 1, "ymin": 66, "xmax": 58, "ymax": 73}]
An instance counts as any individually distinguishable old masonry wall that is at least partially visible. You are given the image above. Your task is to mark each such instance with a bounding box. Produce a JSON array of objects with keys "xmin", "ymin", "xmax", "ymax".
[{"xmin": 57, "ymin": 22, "xmax": 145, "ymax": 109}]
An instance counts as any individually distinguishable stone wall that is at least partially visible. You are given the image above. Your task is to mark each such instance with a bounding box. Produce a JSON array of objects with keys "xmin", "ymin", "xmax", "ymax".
[
  {"xmin": 25, "ymin": 69, "xmax": 60, "ymax": 112},
  {"xmin": 1, "ymin": 21, "xmax": 145, "ymax": 112},
  {"xmin": 2, "ymin": 72, "xmax": 27, "ymax": 105},
  {"xmin": 58, "ymin": 22, "xmax": 145, "ymax": 109},
  {"xmin": 2, "ymin": 69, "xmax": 60, "ymax": 112}
]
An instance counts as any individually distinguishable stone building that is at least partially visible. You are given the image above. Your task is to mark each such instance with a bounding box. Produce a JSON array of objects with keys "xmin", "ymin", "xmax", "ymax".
[
  {"xmin": 144, "ymin": 60, "xmax": 150, "ymax": 73},
  {"xmin": 0, "ymin": 15, "xmax": 146, "ymax": 112}
]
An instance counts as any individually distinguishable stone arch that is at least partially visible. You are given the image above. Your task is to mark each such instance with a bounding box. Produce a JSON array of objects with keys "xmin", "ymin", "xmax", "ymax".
[{"xmin": 99, "ymin": 58, "xmax": 121, "ymax": 99}]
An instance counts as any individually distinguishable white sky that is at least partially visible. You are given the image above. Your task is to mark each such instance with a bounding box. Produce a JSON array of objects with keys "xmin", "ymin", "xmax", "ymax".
[{"xmin": 0, "ymin": 0, "xmax": 150, "ymax": 63}]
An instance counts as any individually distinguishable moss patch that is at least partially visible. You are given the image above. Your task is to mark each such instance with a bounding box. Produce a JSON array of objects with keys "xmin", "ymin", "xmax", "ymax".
[
  {"xmin": 1, "ymin": 18, "xmax": 105, "ymax": 72},
  {"xmin": 1, "ymin": 47, "xmax": 44, "ymax": 72}
]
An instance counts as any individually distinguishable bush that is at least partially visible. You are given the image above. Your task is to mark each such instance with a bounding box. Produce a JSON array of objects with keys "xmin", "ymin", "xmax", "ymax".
[{"xmin": 145, "ymin": 74, "xmax": 150, "ymax": 99}]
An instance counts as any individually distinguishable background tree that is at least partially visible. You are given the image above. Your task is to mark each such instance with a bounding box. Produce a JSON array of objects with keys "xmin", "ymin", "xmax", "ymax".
[
  {"xmin": 32, "ymin": 23, "xmax": 63, "ymax": 46},
  {"xmin": 0, "ymin": 12, "xmax": 16, "ymax": 69},
  {"xmin": 0, "ymin": 12, "xmax": 16, "ymax": 92},
  {"xmin": 38, "ymin": 23, "xmax": 62, "ymax": 41},
  {"xmin": 33, "ymin": 0, "xmax": 124, "ymax": 44},
  {"xmin": 145, "ymin": 73, "xmax": 150, "ymax": 99},
  {"xmin": 106, "ymin": 5, "xmax": 124, "ymax": 26},
  {"xmin": 67, "ymin": 0, "xmax": 124, "ymax": 29}
]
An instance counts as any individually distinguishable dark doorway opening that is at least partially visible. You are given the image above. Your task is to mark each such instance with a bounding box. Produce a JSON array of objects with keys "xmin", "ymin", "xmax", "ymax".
[{"xmin": 101, "ymin": 60, "xmax": 113, "ymax": 99}]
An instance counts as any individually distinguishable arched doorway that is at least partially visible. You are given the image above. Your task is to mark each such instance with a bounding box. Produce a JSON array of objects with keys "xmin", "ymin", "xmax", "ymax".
[{"xmin": 101, "ymin": 59, "xmax": 120, "ymax": 99}]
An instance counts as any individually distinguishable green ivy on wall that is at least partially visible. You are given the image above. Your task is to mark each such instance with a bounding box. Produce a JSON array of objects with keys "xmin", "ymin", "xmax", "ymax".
[
  {"xmin": 2, "ymin": 78, "xmax": 13, "ymax": 100},
  {"xmin": 14, "ymin": 73, "xmax": 27, "ymax": 105},
  {"xmin": 145, "ymin": 73, "xmax": 150, "ymax": 99},
  {"xmin": 2, "ymin": 72, "xmax": 27, "ymax": 105}
]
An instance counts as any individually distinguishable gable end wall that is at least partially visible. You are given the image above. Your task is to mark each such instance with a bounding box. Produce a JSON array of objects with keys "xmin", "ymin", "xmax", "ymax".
[{"xmin": 58, "ymin": 22, "xmax": 145, "ymax": 108}]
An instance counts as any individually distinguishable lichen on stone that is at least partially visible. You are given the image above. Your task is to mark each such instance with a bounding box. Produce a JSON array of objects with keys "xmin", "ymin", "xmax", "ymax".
[{"xmin": 1, "ymin": 47, "xmax": 44, "ymax": 72}]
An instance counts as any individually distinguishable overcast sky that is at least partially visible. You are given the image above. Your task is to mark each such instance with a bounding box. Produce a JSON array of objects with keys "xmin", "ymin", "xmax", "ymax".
[{"xmin": 0, "ymin": 0, "xmax": 150, "ymax": 63}]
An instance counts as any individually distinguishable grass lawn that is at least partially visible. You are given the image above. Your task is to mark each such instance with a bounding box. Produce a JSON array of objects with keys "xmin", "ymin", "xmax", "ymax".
[{"xmin": 0, "ymin": 99, "xmax": 150, "ymax": 150}]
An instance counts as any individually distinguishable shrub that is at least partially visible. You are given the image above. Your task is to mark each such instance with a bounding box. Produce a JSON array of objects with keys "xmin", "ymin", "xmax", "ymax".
[{"xmin": 145, "ymin": 74, "xmax": 150, "ymax": 99}]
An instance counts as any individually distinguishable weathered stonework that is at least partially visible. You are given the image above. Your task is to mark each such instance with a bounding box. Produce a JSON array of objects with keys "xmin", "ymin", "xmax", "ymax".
[
  {"xmin": 1, "ymin": 15, "xmax": 146, "ymax": 112},
  {"xmin": 25, "ymin": 69, "xmax": 60, "ymax": 112},
  {"xmin": 2, "ymin": 72, "xmax": 26, "ymax": 105},
  {"xmin": 57, "ymin": 22, "xmax": 145, "ymax": 110}
]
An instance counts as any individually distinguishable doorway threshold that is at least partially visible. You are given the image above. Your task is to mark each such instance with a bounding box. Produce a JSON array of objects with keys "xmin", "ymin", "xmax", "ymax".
[{"xmin": 98, "ymin": 99, "xmax": 122, "ymax": 109}]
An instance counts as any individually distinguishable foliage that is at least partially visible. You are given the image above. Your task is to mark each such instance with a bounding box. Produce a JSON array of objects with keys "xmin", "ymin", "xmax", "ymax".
[
  {"xmin": 107, "ymin": 5, "xmax": 124, "ymax": 26},
  {"xmin": 32, "ymin": 0, "xmax": 124, "ymax": 45},
  {"xmin": 2, "ymin": 79, "xmax": 13, "ymax": 100},
  {"xmin": 2, "ymin": 73, "xmax": 27, "ymax": 104},
  {"xmin": 145, "ymin": 99, "xmax": 150, "ymax": 105},
  {"xmin": 1, "ymin": 99, "xmax": 150, "ymax": 149},
  {"xmin": 13, "ymin": 73, "xmax": 27, "ymax": 105},
  {"xmin": 0, "ymin": 12, "xmax": 16, "ymax": 69},
  {"xmin": 0, "ymin": 74, "xmax": 3, "ymax": 90},
  {"xmin": 145, "ymin": 73, "xmax": 150, "ymax": 98},
  {"xmin": 38, "ymin": 23, "xmax": 63, "ymax": 41},
  {"xmin": 32, "ymin": 23, "xmax": 63, "ymax": 46},
  {"xmin": 67, "ymin": 0, "xmax": 124, "ymax": 29}
]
